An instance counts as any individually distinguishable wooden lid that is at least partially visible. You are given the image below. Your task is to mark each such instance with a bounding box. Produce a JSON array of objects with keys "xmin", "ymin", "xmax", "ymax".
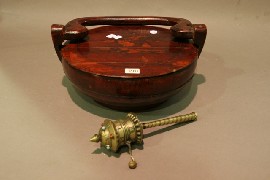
[{"xmin": 61, "ymin": 25, "xmax": 198, "ymax": 78}]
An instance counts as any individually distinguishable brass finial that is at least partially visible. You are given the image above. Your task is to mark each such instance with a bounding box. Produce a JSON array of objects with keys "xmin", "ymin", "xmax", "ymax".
[
  {"xmin": 90, "ymin": 134, "xmax": 100, "ymax": 143},
  {"xmin": 90, "ymin": 112, "xmax": 197, "ymax": 169}
]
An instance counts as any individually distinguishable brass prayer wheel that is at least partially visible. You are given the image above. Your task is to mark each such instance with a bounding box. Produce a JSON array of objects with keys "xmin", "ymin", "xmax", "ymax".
[{"xmin": 90, "ymin": 112, "xmax": 197, "ymax": 169}]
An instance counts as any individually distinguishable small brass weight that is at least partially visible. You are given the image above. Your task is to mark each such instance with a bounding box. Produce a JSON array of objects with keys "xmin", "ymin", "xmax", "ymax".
[{"xmin": 90, "ymin": 112, "xmax": 197, "ymax": 169}]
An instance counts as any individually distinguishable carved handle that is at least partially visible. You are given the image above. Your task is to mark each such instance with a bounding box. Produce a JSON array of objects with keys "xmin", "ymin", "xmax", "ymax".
[
  {"xmin": 142, "ymin": 112, "xmax": 197, "ymax": 129},
  {"xmin": 51, "ymin": 16, "xmax": 207, "ymax": 61},
  {"xmin": 64, "ymin": 16, "xmax": 194, "ymax": 40}
]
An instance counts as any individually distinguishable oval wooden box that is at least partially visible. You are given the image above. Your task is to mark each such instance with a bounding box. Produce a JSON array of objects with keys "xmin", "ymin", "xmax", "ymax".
[{"xmin": 51, "ymin": 16, "xmax": 207, "ymax": 110}]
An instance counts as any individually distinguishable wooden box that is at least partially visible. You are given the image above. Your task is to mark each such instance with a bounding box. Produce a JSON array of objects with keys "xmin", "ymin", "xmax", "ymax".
[{"xmin": 51, "ymin": 16, "xmax": 207, "ymax": 110}]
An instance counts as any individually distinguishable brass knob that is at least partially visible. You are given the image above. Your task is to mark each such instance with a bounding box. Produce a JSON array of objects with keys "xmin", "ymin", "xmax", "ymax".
[{"xmin": 128, "ymin": 158, "xmax": 137, "ymax": 169}]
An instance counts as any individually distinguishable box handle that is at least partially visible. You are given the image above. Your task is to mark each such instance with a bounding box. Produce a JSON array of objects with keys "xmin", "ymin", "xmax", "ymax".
[{"xmin": 51, "ymin": 16, "xmax": 206, "ymax": 61}]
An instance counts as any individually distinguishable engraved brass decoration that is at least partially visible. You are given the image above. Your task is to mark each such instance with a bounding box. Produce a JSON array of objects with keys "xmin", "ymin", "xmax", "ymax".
[{"xmin": 90, "ymin": 112, "xmax": 197, "ymax": 169}]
